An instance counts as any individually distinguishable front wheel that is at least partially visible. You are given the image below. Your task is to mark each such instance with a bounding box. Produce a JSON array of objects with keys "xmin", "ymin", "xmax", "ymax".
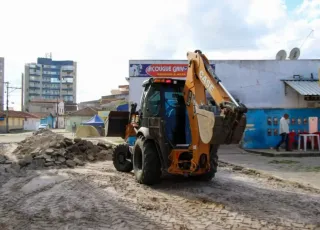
[
  {"xmin": 197, "ymin": 145, "xmax": 219, "ymax": 181},
  {"xmin": 112, "ymin": 143, "xmax": 133, "ymax": 172},
  {"xmin": 133, "ymin": 136, "xmax": 161, "ymax": 185}
]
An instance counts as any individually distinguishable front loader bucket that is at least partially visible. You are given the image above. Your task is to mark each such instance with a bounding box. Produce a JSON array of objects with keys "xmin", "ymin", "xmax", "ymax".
[{"xmin": 105, "ymin": 111, "xmax": 130, "ymax": 139}]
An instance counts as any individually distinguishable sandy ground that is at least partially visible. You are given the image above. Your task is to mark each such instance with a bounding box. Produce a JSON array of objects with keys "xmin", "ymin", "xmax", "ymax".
[
  {"xmin": 0, "ymin": 132, "xmax": 320, "ymax": 229},
  {"xmin": 0, "ymin": 132, "xmax": 33, "ymax": 143},
  {"xmin": 0, "ymin": 143, "xmax": 320, "ymax": 229}
]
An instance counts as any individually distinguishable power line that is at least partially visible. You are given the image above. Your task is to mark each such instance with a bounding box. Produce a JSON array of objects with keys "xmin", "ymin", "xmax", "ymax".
[{"xmin": 300, "ymin": 29, "xmax": 314, "ymax": 49}]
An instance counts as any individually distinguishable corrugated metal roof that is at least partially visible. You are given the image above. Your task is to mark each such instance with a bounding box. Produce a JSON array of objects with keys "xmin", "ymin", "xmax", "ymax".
[{"xmin": 283, "ymin": 80, "xmax": 320, "ymax": 96}]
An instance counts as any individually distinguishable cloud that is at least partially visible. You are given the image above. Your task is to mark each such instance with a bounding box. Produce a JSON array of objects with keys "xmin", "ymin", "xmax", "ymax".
[{"xmin": 1, "ymin": 0, "xmax": 320, "ymax": 111}]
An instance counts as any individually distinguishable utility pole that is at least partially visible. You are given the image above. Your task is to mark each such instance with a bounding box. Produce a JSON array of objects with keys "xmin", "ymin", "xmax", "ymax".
[
  {"xmin": 5, "ymin": 81, "xmax": 9, "ymax": 133},
  {"xmin": 21, "ymin": 73, "xmax": 24, "ymax": 112},
  {"xmin": 4, "ymin": 81, "xmax": 22, "ymax": 133},
  {"xmin": 56, "ymin": 98, "xmax": 59, "ymax": 129}
]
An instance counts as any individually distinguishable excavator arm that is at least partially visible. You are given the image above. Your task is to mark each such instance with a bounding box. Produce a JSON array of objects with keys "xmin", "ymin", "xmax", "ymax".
[{"xmin": 182, "ymin": 50, "xmax": 247, "ymax": 172}]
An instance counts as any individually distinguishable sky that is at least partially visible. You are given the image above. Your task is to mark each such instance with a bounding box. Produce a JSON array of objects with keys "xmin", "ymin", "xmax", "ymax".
[{"xmin": 1, "ymin": 0, "xmax": 320, "ymax": 111}]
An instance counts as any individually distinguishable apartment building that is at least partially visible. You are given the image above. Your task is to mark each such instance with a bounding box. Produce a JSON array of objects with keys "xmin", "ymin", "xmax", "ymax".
[
  {"xmin": 78, "ymin": 85, "xmax": 129, "ymax": 110},
  {"xmin": 0, "ymin": 58, "xmax": 4, "ymax": 111},
  {"xmin": 110, "ymin": 85, "xmax": 129, "ymax": 95},
  {"xmin": 24, "ymin": 57, "xmax": 77, "ymax": 112}
]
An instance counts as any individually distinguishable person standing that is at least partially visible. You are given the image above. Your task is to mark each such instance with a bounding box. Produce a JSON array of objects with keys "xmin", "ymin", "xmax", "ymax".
[
  {"xmin": 72, "ymin": 122, "xmax": 77, "ymax": 137},
  {"xmin": 275, "ymin": 113, "xmax": 290, "ymax": 151}
]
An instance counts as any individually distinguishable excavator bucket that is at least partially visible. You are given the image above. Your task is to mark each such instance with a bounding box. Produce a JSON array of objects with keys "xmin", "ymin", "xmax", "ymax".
[
  {"xmin": 211, "ymin": 115, "xmax": 247, "ymax": 145},
  {"xmin": 196, "ymin": 107, "xmax": 247, "ymax": 145},
  {"xmin": 105, "ymin": 111, "xmax": 130, "ymax": 139}
]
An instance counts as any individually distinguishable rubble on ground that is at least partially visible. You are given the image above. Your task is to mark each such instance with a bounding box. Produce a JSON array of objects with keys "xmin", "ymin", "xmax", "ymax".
[{"xmin": 0, "ymin": 129, "xmax": 114, "ymax": 171}]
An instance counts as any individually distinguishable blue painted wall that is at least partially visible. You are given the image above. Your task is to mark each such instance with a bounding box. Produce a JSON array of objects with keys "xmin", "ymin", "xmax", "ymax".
[
  {"xmin": 243, "ymin": 108, "xmax": 320, "ymax": 149},
  {"xmin": 117, "ymin": 104, "xmax": 129, "ymax": 111},
  {"xmin": 40, "ymin": 115, "xmax": 54, "ymax": 128}
]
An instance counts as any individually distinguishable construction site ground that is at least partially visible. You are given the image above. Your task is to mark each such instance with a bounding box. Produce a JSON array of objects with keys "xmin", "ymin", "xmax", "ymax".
[{"xmin": 0, "ymin": 130, "xmax": 320, "ymax": 230}]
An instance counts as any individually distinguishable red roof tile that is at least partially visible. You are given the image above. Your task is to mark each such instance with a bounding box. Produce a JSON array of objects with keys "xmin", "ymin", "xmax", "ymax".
[
  {"xmin": 67, "ymin": 107, "xmax": 97, "ymax": 117},
  {"xmin": 0, "ymin": 111, "xmax": 42, "ymax": 118}
]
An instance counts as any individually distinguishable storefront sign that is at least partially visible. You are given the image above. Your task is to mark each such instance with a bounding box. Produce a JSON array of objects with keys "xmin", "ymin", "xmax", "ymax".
[{"xmin": 129, "ymin": 63, "xmax": 215, "ymax": 78}]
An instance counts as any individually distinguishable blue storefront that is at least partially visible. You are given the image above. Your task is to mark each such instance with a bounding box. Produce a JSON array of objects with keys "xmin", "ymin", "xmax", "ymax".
[
  {"xmin": 243, "ymin": 108, "xmax": 320, "ymax": 149},
  {"xmin": 40, "ymin": 114, "xmax": 54, "ymax": 128}
]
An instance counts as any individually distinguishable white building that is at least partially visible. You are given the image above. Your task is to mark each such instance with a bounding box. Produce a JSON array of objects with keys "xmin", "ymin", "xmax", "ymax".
[
  {"xmin": 24, "ymin": 116, "xmax": 41, "ymax": 131},
  {"xmin": 128, "ymin": 59, "xmax": 320, "ymax": 110},
  {"xmin": 56, "ymin": 101, "xmax": 65, "ymax": 128},
  {"xmin": 128, "ymin": 59, "xmax": 320, "ymax": 149}
]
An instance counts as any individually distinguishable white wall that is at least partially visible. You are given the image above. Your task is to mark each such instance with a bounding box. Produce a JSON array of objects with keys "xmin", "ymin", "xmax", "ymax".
[
  {"xmin": 57, "ymin": 116, "xmax": 65, "ymax": 128},
  {"xmin": 58, "ymin": 102, "xmax": 65, "ymax": 115},
  {"xmin": 129, "ymin": 60, "xmax": 320, "ymax": 109},
  {"xmin": 24, "ymin": 118, "xmax": 40, "ymax": 131}
]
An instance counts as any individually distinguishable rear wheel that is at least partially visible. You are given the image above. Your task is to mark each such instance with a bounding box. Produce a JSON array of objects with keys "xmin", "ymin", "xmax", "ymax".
[
  {"xmin": 133, "ymin": 136, "xmax": 161, "ymax": 185},
  {"xmin": 113, "ymin": 143, "xmax": 133, "ymax": 172},
  {"xmin": 197, "ymin": 145, "xmax": 219, "ymax": 181}
]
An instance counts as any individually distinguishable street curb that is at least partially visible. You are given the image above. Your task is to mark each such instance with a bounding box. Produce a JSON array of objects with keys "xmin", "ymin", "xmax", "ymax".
[
  {"xmin": 218, "ymin": 160, "xmax": 320, "ymax": 193},
  {"xmin": 245, "ymin": 149, "xmax": 320, "ymax": 157}
]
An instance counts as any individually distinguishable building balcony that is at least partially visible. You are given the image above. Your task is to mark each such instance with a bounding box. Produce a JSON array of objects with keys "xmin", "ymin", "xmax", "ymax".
[
  {"xmin": 42, "ymin": 78, "xmax": 51, "ymax": 83},
  {"xmin": 29, "ymin": 72, "xmax": 41, "ymax": 76},
  {"xmin": 42, "ymin": 89, "xmax": 60, "ymax": 95},
  {"xmin": 29, "ymin": 79, "xmax": 41, "ymax": 83},
  {"xmin": 42, "ymin": 86, "xmax": 60, "ymax": 90},
  {"xmin": 62, "ymin": 92, "xmax": 73, "ymax": 96},
  {"xmin": 61, "ymin": 65, "xmax": 74, "ymax": 72},
  {"xmin": 29, "ymin": 92, "xmax": 40, "ymax": 96},
  {"xmin": 62, "ymin": 85, "xmax": 73, "ymax": 89},
  {"xmin": 61, "ymin": 71, "xmax": 74, "ymax": 77},
  {"xmin": 43, "ymin": 74, "xmax": 60, "ymax": 79},
  {"xmin": 61, "ymin": 81, "xmax": 73, "ymax": 85},
  {"xmin": 29, "ymin": 85, "xmax": 40, "ymax": 89},
  {"xmin": 62, "ymin": 88, "xmax": 73, "ymax": 91}
]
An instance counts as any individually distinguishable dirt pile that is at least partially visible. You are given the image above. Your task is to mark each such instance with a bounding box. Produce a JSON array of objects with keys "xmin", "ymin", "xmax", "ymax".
[{"xmin": 0, "ymin": 129, "xmax": 114, "ymax": 170}]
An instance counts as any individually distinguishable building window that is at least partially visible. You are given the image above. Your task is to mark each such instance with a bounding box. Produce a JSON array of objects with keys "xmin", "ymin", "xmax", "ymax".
[
  {"xmin": 61, "ymin": 65, "xmax": 74, "ymax": 71},
  {"xmin": 51, "ymin": 78, "xmax": 60, "ymax": 83},
  {"xmin": 61, "ymin": 77, "xmax": 73, "ymax": 83}
]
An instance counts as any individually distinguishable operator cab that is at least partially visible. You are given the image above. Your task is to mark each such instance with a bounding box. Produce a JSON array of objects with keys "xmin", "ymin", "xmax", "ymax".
[{"xmin": 140, "ymin": 78, "xmax": 191, "ymax": 147}]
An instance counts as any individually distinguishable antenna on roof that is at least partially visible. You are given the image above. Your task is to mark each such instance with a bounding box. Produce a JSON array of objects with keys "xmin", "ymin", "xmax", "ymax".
[
  {"xmin": 45, "ymin": 52, "xmax": 52, "ymax": 59},
  {"xmin": 276, "ymin": 50, "xmax": 287, "ymax": 60},
  {"xmin": 289, "ymin": 47, "xmax": 300, "ymax": 60}
]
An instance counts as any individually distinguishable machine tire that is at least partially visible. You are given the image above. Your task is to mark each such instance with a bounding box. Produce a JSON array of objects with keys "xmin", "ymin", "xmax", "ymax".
[
  {"xmin": 133, "ymin": 136, "xmax": 161, "ymax": 185},
  {"xmin": 197, "ymin": 145, "xmax": 219, "ymax": 181},
  {"xmin": 112, "ymin": 143, "xmax": 133, "ymax": 172}
]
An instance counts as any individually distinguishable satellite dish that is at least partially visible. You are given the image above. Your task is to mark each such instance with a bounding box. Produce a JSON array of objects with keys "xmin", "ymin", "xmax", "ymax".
[
  {"xmin": 289, "ymin": 47, "xmax": 300, "ymax": 60},
  {"xmin": 276, "ymin": 50, "xmax": 287, "ymax": 60}
]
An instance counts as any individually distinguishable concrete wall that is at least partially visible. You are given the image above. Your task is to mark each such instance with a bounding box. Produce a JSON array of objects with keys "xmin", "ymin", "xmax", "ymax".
[
  {"xmin": 128, "ymin": 60, "xmax": 320, "ymax": 109},
  {"xmin": 0, "ymin": 117, "xmax": 24, "ymax": 132},
  {"xmin": 24, "ymin": 118, "xmax": 40, "ymax": 131},
  {"xmin": 57, "ymin": 116, "xmax": 65, "ymax": 129},
  {"xmin": 65, "ymin": 116, "xmax": 92, "ymax": 132}
]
